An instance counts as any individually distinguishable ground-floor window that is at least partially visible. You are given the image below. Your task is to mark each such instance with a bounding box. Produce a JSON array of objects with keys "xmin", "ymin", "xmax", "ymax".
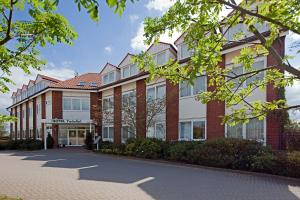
[
  {"xmin": 146, "ymin": 122, "xmax": 166, "ymax": 140},
  {"xmin": 122, "ymin": 126, "xmax": 135, "ymax": 143},
  {"xmin": 103, "ymin": 126, "xmax": 114, "ymax": 142},
  {"xmin": 36, "ymin": 128, "xmax": 41, "ymax": 139},
  {"xmin": 179, "ymin": 120, "xmax": 206, "ymax": 141},
  {"xmin": 17, "ymin": 131, "xmax": 20, "ymax": 139},
  {"xmin": 57, "ymin": 125, "xmax": 95, "ymax": 146},
  {"xmin": 22, "ymin": 130, "xmax": 26, "ymax": 139},
  {"xmin": 226, "ymin": 118, "xmax": 265, "ymax": 142},
  {"xmin": 29, "ymin": 129, "xmax": 33, "ymax": 138}
]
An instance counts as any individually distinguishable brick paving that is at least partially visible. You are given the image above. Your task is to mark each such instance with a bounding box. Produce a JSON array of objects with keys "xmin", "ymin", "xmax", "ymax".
[{"xmin": 0, "ymin": 149, "xmax": 299, "ymax": 200}]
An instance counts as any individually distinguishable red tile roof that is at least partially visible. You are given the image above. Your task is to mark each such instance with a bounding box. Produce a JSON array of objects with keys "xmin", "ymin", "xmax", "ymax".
[{"xmin": 50, "ymin": 73, "xmax": 101, "ymax": 90}]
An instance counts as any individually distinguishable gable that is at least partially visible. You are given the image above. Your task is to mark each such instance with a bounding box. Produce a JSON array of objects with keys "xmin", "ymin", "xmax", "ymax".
[
  {"xmin": 100, "ymin": 63, "xmax": 118, "ymax": 75},
  {"xmin": 118, "ymin": 53, "xmax": 134, "ymax": 68},
  {"xmin": 147, "ymin": 42, "xmax": 171, "ymax": 55}
]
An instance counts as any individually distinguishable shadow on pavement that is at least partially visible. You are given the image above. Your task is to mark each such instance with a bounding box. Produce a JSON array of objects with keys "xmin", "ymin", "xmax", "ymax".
[{"xmin": 2, "ymin": 149, "xmax": 300, "ymax": 200}]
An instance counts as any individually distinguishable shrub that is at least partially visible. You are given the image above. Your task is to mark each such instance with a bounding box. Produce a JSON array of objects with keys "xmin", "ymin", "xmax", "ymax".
[
  {"xmin": 46, "ymin": 134, "xmax": 54, "ymax": 149},
  {"xmin": 85, "ymin": 132, "xmax": 94, "ymax": 150},
  {"xmin": 250, "ymin": 152, "xmax": 286, "ymax": 175},
  {"xmin": 286, "ymin": 134, "xmax": 300, "ymax": 151},
  {"xmin": 131, "ymin": 138, "xmax": 162, "ymax": 159},
  {"xmin": 286, "ymin": 151, "xmax": 300, "ymax": 178},
  {"xmin": 167, "ymin": 141, "xmax": 202, "ymax": 162}
]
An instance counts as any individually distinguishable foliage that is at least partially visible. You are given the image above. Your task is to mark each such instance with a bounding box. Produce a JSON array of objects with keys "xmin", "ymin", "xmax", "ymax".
[
  {"xmin": 99, "ymin": 138, "xmax": 300, "ymax": 178},
  {"xmin": 286, "ymin": 134, "xmax": 300, "ymax": 151},
  {"xmin": 0, "ymin": 0, "xmax": 137, "ymax": 123},
  {"xmin": 84, "ymin": 131, "xmax": 93, "ymax": 150},
  {"xmin": 0, "ymin": 139, "xmax": 42, "ymax": 150},
  {"xmin": 133, "ymin": 0, "xmax": 300, "ymax": 126},
  {"xmin": 46, "ymin": 133, "xmax": 54, "ymax": 149},
  {"xmin": 0, "ymin": 196, "xmax": 22, "ymax": 200}
]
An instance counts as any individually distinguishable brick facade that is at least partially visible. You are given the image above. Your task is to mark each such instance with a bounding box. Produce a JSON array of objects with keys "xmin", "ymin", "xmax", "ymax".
[
  {"xmin": 14, "ymin": 107, "xmax": 17, "ymax": 140},
  {"xmin": 20, "ymin": 104, "xmax": 23, "ymax": 139},
  {"xmin": 114, "ymin": 86, "xmax": 122, "ymax": 144},
  {"xmin": 266, "ymin": 36, "xmax": 286, "ymax": 149},
  {"xmin": 206, "ymin": 55, "xmax": 225, "ymax": 140},
  {"xmin": 33, "ymin": 98, "xmax": 37, "ymax": 139},
  {"xmin": 10, "ymin": 110, "xmax": 13, "ymax": 140},
  {"xmin": 90, "ymin": 92, "xmax": 102, "ymax": 135},
  {"xmin": 52, "ymin": 91, "xmax": 63, "ymax": 147},
  {"xmin": 166, "ymin": 80, "xmax": 179, "ymax": 141},
  {"xmin": 41, "ymin": 93, "xmax": 46, "ymax": 141},
  {"xmin": 25, "ymin": 101, "xmax": 29, "ymax": 139},
  {"xmin": 136, "ymin": 79, "xmax": 147, "ymax": 139}
]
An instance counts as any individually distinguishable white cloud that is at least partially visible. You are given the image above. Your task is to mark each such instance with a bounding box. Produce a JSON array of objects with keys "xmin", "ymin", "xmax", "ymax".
[
  {"xmin": 104, "ymin": 46, "xmax": 112, "ymax": 53},
  {"xmin": 131, "ymin": 23, "xmax": 181, "ymax": 52},
  {"xmin": 0, "ymin": 63, "xmax": 75, "ymax": 116},
  {"xmin": 129, "ymin": 14, "xmax": 139, "ymax": 23},
  {"xmin": 145, "ymin": 0, "xmax": 175, "ymax": 12}
]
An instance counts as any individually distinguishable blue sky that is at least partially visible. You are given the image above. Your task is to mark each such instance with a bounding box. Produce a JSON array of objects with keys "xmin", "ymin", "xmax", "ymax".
[{"xmin": 1, "ymin": 0, "xmax": 300, "ymax": 121}]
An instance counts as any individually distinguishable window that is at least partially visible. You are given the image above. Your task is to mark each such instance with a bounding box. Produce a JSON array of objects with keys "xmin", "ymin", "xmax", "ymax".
[
  {"xmin": 77, "ymin": 81, "xmax": 87, "ymax": 86},
  {"xmin": 122, "ymin": 64, "xmax": 138, "ymax": 79},
  {"xmin": 17, "ymin": 131, "xmax": 20, "ymax": 139},
  {"xmin": 180, "ymin": 120, "xmax": 206, "ymax": 140},
  {"xmin": 63, "ymin": 98, "xmax": 72, "ymax": 110},
  {"xmin": 22, "ymin": 110, "xmax": 25, "ymax": 119},
  {"xmin": 227, "ymin": 124, "xmax": 243, "ymax": 139},
  {"xmin": 180, "ymin": 43, "xmax": 193, "ymax": 59},
  {"xmin": 103, "ymin": 126, "xmax": 114, "ymax": 141},
  {"xmin": 146, "ymin": 123, "xmax": 166, "ymax": 140},
  {"xmin": 122, "ymin": 66, "xmax": 130, "ymax": 78},
  {"xmin": 122, "ymin": 91, "xmax": 136, "ymax": 108},
  {"xmin": 103, "ymin": 72, "xmax": 115, "ymax": 84},
  {"xmin": 246, "ymin": 61, "xmax": 264, "ymax": 86},
  {"xmin": 180, "ymin": 76, "xmax": 206, "ymax": 97},
  {"xmin": 81, "ymin": 99, "xmax": 90, "ymax": 111},
  {"xmin": 153, "ymin": 51, "xmax": 167, "ymax": 65},
  {"xmin": 147, "ymin": 84, "xmax": 166, "ymax": 101},
  {"xmin": 36, "ymin": 128, "xmax": 41, "ymax": 139},
  {"xmin": 122, "ymin": 126, "xmax": 135, "ymax": 142},
  {"xmin": 103, "ymin": 96, "xmax": 114, "ymax": 111},
  {"xmin": 228, "ymin": 60, "xmax": 265, "ymax": 89},
  {"xmin": 63, "ymin": 97, "xmax": 90, "ymax": 111},
  {"xmin": 22, "ymin": 130, "xmax": 26, "ymax": 139},
  {"xmin": 226, "ymin": 118, "xmax": 265, "ymax": 142},
  {"xmin": 90, "ymin": 82, "xmax": 97, "ymax": 87},
  {"xmin": 246, "ymin": 118, "xmax": 264, "ymax": 141}
]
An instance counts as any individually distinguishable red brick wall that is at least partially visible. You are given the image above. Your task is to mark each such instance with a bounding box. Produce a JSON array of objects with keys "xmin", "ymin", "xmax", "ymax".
[
  {"xmin": 166, "ymin": 80, "xmax": 179, "ymax": 141},
  {"xmin": 14, "ymin": 107, "xmax": 17, "ymax": 140},
  {"xmin": 206, "ymin": 55, "xmax": 225, "ymax": 140},
  {"xmin": 136, "ymin": 79, "xmax": 146, "ymax": 139},
  {"xmin": 20, "ymin": 104, "xmax": 23, "ymax": 140},
  {"xmin": 90, "ymin": 92, "xmax": 102, "ymax": 135},
  {"xmin": 266, "ymin": 36, "xmax": 286, "ymax": 149},
  {"xmin": 52, "ymin": 91, "xmax": 63, "ymax": 147},
  {"xmin": 10, "ymin": 110, "xmax": 13, "ymax": 140},
  {"xmin": 41, "ymin": 93, "xmax": 46, "ymax": 141},
  {"xmin": 114, "ymin": 86, "xmax": 122, "ymax": 144},
  {"xmin": 26, "ymin": 101, "xmax": 29, "ymax": 139},
  {"xmin": 33, "ymin": 98, "xmax": 37, "ymax": 139}
]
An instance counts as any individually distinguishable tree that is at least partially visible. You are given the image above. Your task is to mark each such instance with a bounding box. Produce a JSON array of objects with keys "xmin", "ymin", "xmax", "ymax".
[
  {"xmin": 0, "ymin": 122, "xmax": 8, "ymax": 137},
  {"xmin": 134, "ymin": 0, "xmax": 300, "ymax": 126},
  {"xmin": 0, "ymin": 0, "xmax": 136, "ymax": 123}
]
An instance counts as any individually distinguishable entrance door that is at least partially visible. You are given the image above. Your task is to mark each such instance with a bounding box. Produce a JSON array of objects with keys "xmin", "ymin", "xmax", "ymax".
[
  {"xmin": 68, "ymin": 130, "xmax": 86, "ymax": 146},
  {"xmin": 68, "ymin": 130, "xmax": 77, "ymax": 146},
  {"xmin": 77, "ymin": 130, "xmax": 85, "ymax": 145}
]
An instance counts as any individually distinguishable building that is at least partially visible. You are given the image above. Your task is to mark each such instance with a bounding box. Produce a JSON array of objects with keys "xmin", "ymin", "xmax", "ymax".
[{"xmin": 7, "ymin": 27, "xmax": 287, "ymax": 149}]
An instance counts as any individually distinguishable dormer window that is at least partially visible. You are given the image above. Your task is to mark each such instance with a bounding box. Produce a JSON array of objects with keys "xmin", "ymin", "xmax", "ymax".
[
  {"xmin": 122, "ymin": 64, "xmax": 138, "ymax": 79},
  {"xmin": 103, "ymin": 71, "xmax": 115, "ymax": 85},
  {"xmin": 153, "ymin": 51, "xmax": 167, "ymax": 66},
  {"xmin": 77, "ymin": 81, "xmax": 87, "ymax": 86},
  {"xmin": 179, "ymin": 43, "xmax": 193, "ymax": 60},
  {"xmin": 89, "ymin": 82, "xmax": 97, "ymax": 87}
]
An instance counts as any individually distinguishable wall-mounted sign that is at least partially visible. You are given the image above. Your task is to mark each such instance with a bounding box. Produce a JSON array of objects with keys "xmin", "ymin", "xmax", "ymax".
[{"xmin": 42, "ymin": 119, "xmax": 94, "ymax": 124}]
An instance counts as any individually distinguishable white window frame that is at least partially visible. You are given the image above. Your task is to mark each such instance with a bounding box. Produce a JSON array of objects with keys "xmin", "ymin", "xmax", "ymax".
[
  {"xmin": 225, "ymin": 118, "xmax": 266, "ymax": 145},
  {"xmin": 121, "ymin": 64, "xmax": 138, "ymax": 79},
  {"xmin": 146, "ymin": 122, "xmax": 166, "ymax": 140},
  {"xmin": 179, "ymin": 75, "xmax": 207, "ymax": 99},
  {"xmin": 153, "ymin": 50, "xmax": 168, "ymax": 66},
  {"xmin": 102, "ymin": 95, "xmax": 114, "ymax": 111},
  {"xmin": 103, "ymin": 71, "xmax": 116, "ymax": 85},
  {"xmin": 63, "ymin": 97, "xmax": 90, "ymax": 112},
  {"xmin": 146, "ymin": 82, "xmax": 166, "ymax": 101},
  {"xmin": 179, "ymin": 119, "xmax": 207, "ymax": 141},
  {"xmin": 122, "ymin": 90, "xmax": 136, "ymax": 108},
  {"xmin": 179, "ymin": 43, "xmax": 193, "ymax": 60},
  {"xmin": 102, "ymin": 125, "xmax": 114, "ymax": 142},
  {"xmin": 226, "ymin": 57, "xmax": 266, "ymax": 89},
  {"xmin": 121, "ymin": 125, "xmax": 136, "ymax": 143}
]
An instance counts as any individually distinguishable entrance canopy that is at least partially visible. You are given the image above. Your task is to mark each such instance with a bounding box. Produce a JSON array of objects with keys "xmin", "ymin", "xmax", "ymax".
[{"xmin": 42, "ymin": 119, "xmax": 95, "ymax": 125}]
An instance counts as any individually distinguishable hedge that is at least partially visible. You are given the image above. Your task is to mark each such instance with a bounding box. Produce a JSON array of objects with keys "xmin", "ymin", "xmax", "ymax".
[
  {"xmin": 98, "ymin": 138, "xmax": 300, "ymax": 178},
  {"xmin": 0, "ymin": 139, "xmax": 43, "ymax": 151}
]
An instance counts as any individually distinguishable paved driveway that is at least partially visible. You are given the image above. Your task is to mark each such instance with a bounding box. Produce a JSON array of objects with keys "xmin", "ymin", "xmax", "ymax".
[{"xmin": 0, "ymin": 149, "xmax": 299, "ymax": 200}]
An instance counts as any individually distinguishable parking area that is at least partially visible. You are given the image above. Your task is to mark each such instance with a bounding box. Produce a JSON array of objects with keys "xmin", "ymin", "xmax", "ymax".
[{"xmin": 0, "ymin": 149, "xmax": 299, "ymax": 200}]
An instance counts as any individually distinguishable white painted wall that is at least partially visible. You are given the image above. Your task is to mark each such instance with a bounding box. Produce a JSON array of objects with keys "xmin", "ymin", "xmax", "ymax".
[
  {"xmin": 179, "ymin": 97, "xmax": 206, "ymax": 120},
  {"xmin": 45, "ymin": 91, "xmax": 52, "ymax": 119},
  {"xmin": 122, "ymin": 82, "xmax": 136, "ymax": 92},
  {"xmin": 36, "ymin": 96, "xmax": 42, "ymax": 129},
  {"xmin": 29, "ymin": 101, "xmax": 33, "ymax": 129}
]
